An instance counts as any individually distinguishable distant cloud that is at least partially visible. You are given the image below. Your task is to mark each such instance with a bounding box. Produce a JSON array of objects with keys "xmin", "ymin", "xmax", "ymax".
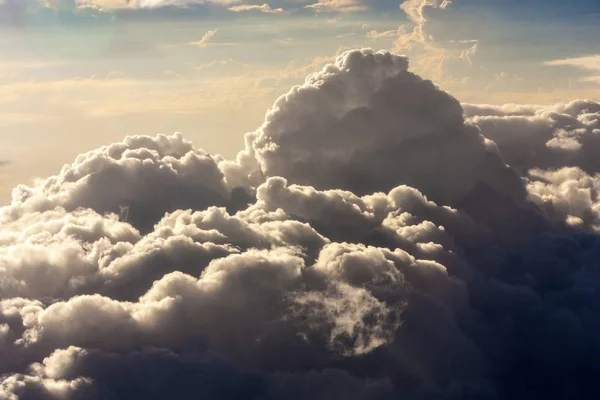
[
  {"xmin": 228, "ymin": 3, "xmax": 285, "ymax": 14},
  {"xmin": 545, "ymin": 55, "xmax": 600, "ymax": 84},
  {"xmin": 394, "ymin": 0, "xmax": 479, "ymax": 82},
  {"xmin": 305, "ymin": 0, "xmax": 367, "ymax": 13},
  {"xmin": 123, "ymin": 0, "xmax": 233, "ymax": 9},
  {"xmin": 189, "ymin": 29, "xmax": 218, "ymax": 48},
  {"xmin": 400, "ymin": 0, "xmax": 452, "ymax": 25},
  {"xmin": 366, "ymin": 29, "xmax": 397, "ymax": 40}
]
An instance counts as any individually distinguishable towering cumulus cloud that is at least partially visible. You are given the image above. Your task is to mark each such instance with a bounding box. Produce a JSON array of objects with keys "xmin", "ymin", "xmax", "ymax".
[
  {"xmin": 222, "ymin": 50, "xmax": 525, "ymax": 206},
  {"xmin": 2, "ymin": 49, "xmax": 600, "ymax": 400}
]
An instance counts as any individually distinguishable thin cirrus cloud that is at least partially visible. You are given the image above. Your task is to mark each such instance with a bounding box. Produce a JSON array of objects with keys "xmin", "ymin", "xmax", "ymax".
[
  {"xmin": 228, "ymin": 3, "xmax": 286, "ymax": 13},
  {"xmin": 189, "ymin": 29, "xmax": 218, "ymax": 47},
  {"xmin": 545, "ymin": 55, "xmax": 600, "ymax": 84},
  {"xmin": 2, "ymin": 49, "xmax": 600, "ymax": 399},
  {"xmin": 366, "ymin": 29, "xmax": 397, "ymax": 40},
  {"xmin": 305, "ymin": 0, "xmax": 368, "ymax": 13}
]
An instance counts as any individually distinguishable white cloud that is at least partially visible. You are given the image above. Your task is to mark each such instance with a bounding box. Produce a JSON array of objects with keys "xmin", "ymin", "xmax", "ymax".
[
  {"xmin": 395, "ymin": 0, "xmax": 478, "ymax": 82},
  {"xmin": 189, "ymin": 29, "xmax": 218, "ymax": 48},
  {"xmin": 366, "ymin": 29, "xmax": 398, "ymax": 40},
  {"xmin": 228, "ymin": 3, "xmax": 285, "ymax": 14},
  {"xmin": 305, "ymin": 0, "xmax": 367, "ymax": 13},
  {"xmin": 3, "ymin": 133, "xmax": 231, "ymax": 232},
  {"xmin": 545, "ymin": 54, "xmax": 600, "ymax": 84}
]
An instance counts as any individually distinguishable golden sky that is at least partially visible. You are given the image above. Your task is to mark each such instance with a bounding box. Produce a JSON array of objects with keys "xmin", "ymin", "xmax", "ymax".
[{"xmin": 0, "ymin": 0, "xmax": 599, "ymax": 203}]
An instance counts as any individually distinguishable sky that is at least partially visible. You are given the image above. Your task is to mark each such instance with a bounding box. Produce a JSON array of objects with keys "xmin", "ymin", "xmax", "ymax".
[
  {"xmin": 0, "ymin": 0, "xmax": 599, "ymax": 203},
  {"xmin": 4, "ymin": 2, "xmax": 600, "ymax": 400}
]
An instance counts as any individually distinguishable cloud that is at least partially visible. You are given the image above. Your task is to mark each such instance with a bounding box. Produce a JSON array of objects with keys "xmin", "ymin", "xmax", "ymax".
[
  {"xmin": 545, "ymin": 54, "xmax": 600, "ymax": 84},
  {"xmin": 400, "ymin": 0, "xmax": 452, "ymax": 25},
  {"xmin": 462, "ymin": 100, "xmax": 600, "ymax": 231},
  {"xmin": 366, "ymin": 29, "xmax": 397, "ymax": 40},
  {"xmin": 228, "ymin": 3, "xmax": 285, "ymax": 14},
  {"xmin": 305, "ymin": 0, "xmax": 367, "ymax": 13},
  {"xmin": 118, "ymin": 0, "xmax": 237, "ymax": 9},
  {"xmin": 3, "ymin": 132, "xmax": 232, "ymax": 232},
  {"xmin": 4, "ymin": 48, "xmax": 600, "ymax": 399},
  {"xmin": 222, "ymin": 49, "xmax": 525, "ymax": 206},
  {"xmin": 465, "ymin": 100, "xmax": 600, "ymax": 175},
  {"xmin": 394, "ymin": 0, "xmax": 479, "ymax": 82},
  {"xmin": 188, "ymin": 29, "xmax": 218, "ymax": 48}
]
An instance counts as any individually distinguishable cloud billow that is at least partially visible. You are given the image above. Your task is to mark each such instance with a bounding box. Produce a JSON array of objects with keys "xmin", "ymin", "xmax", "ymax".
[
  {"xmin": 2, "ymin": 49, "xmax": 600, "ymax": 400},
  {"xmin": 223, "ymin": 49, "xmax": 525, "ymax": 207}
]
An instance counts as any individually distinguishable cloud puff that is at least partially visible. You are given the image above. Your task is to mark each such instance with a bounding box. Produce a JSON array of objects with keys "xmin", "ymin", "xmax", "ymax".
[
  {"xmin": 4, "ymin": 48, "xmax": 600, "ymax": 399},
  {"xmin": 465, "ymin": 100, "xmax": 600, "ymax": 175},
  {"xmin": 3, "ymin": 132, "xmax": 231, "ymax": 233},
  {"xmin": 527, "ymin": 167, "xmax": 600, "ymax": 230}
]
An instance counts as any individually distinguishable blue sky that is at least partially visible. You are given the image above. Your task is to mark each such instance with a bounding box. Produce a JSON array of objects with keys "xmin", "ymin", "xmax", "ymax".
[{"xmin": 0, "ymin": 0, "xmax": 599, "ymax": 202}]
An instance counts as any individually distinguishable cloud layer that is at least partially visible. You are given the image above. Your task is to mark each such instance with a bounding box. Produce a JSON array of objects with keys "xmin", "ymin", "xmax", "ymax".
[{"xmin": 2, "ymin": 49, "xmax": 600, "ymax": 400}]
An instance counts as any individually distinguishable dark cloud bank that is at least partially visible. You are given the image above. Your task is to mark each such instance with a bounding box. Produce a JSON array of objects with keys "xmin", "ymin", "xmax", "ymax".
[{"xmin": 2, "ymin": 49, "xmax": 600, "ymax": 400}]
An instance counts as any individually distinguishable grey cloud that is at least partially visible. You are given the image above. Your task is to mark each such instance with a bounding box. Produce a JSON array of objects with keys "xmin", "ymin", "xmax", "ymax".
[
  {"xmin": 465, "ymin": 100, "xmax": 600, "ymax": 230},
  {"xmin": 527, "ymin": 167, "xmax": 600, "ymax": 230},
  {"xmin": 0, "ymin": 172, "xmax": 488, "ymax": 397},
  {"xmin": 465, "ymin": 100, "xmax": 600, "ymax": 176},
  {"xmin": 4, "ymin": 48, "xmax": 600, "ymax": 400},
  {"xmin": 4, "ymin": 133, "xmax": 232, "ymax": 233}
]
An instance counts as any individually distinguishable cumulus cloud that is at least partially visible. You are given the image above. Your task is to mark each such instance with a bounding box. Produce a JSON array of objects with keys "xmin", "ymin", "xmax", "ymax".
[
  {"xmin": 2, "ymin": 132, "xmax": 232, "ymax": 232},
  {"xmin": 465, "ymin": 98, "xmax": 600, "ymax": 231},
  {"xmin": 465, "ymin": 100, "xmax": 600, "ymax": 176},
  {"xmin": 223, "ymin": 49, "xmax": 524, "ymax": 207},
  {"xmin": 4, "ymin": 48, "xmax": 600, "ymax": 399}
]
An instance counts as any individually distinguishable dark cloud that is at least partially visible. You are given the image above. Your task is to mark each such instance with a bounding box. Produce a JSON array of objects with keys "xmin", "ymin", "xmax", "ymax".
[
  {"xmin": 465, "ymin": 101, "xmax": 600, "ymax": 230},
  {"xmin": 3, "ymin": 49, "xmax": 600, "ymax": 400},
  {"xmin": 465, "ymin": 100, "xmax": 600, "ymax": 175}
]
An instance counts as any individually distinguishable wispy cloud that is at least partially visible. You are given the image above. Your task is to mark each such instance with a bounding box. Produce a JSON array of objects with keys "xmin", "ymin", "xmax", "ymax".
[
  {"xmin": 366, "ymin": 29, "xmax": 397, "ymax": 40},
  {"xmin": 305, "ymin": 0, "xmax": 367, "ymax": 13},
  {"xmin": 189, "ymin": 29, "xmax": 218, "ymax": 48},
  {"xmin": 228, "ymin": 3, "xmax": 285, "ymax": 14},
  {"xmin": 393, "ymin": 0, "xmax": 478, "ymax": 82},
  {"xmin": 545, "ymin": 55, "xmax": 600, "ymax": 84}
]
